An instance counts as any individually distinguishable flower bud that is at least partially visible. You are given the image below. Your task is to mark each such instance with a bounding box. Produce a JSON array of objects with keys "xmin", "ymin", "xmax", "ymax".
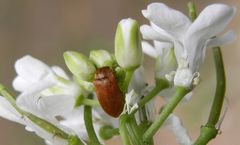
[
  {"xmin": 89, "ymin": 49, "xmax": 115, "ymax": 68},
  {"xmin": 63, "ymin": 51, "xmax": 96, "ymax": 81},
  {"xmin": 115, "ymin": 18, "xmax": 142, "ymax": 70}
]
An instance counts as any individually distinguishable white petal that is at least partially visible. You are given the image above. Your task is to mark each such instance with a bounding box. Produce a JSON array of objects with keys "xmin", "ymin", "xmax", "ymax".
[
  {"xmin": 140, "ymin": 25, "xmax": 172, "ymax": 42},
  {"xmin": 154, "ymin": 41, "xmax": 173, "ymax": 56},
  {"xmin": 0, "ymin": 96, "xmax": 24, "ymax": 124},
  {"xmin": 15, "ymin": 55, "xmax": 52, "ymax": 82},
  {"xmin": 142, "ymin": 3, "xmax": 191, "ymax": 39},
  {"xmin": 164, "ymin": 114, "xmax": 192, "ymax": 145},
  {"xmin": 145, "ymin": 98, "xmax": 156, "ymax": 122},
  {"xmin": 12, "ymin": 76, "xmax": 32, "ymax": 92},
  {"xmin": 186, "ymin": 4, "xmax": 236, "ymax": 42},
  {"xmin": 184, "ymin": 4, "xmax": 236, "ymax": 71},
  {"xmin": 93, "ymin": 107, "xmax": 119, "ymax": 128},
  {"xmin": 206, "ymin": 30, "xmax": 236, "ymax": 48},
  {"xmin": 38, "ymin": 95, "xmax": 75, "ymax": 116},
  {"xmin": 129, "ymin": 67, "xmax": 146, "ymax": 94},
  {"xmin": 141, "ymin": 41, "xmax": 158, "ymax": 58},
  {"xmin": 51, "ymin": 66, "xmax": 70, "ymax": 80},
  {"xmin": 16, "ymin": 81, "xmax": 55, "ymax": 118},
  {"xmin": 60, "ymin": 108, "xmax": 88, "ymax": 141}
]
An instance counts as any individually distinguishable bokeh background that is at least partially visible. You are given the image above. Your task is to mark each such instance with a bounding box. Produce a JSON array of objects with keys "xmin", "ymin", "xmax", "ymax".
[{"xmin": 0, "ymin": 0, "xmax": 239, "ymax": 145}]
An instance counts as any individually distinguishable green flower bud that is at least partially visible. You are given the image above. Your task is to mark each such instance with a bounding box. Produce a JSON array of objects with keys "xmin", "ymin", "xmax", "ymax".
[
  {"xmin": 115, "ymin": 18, "xmax": 142, "ymax": 70},
  {"xmin": 63, "ymin": 51, "xmax": 96, "ymax": 81},
  {"xmin": 89, "ymin": 49, "xmax": 115, "ymax": 68}
]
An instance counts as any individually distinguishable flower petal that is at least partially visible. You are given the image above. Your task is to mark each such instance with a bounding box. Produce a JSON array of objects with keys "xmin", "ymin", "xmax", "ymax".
[
  {"xmin": 141, "ymin": 41, "xmax": 158, "ymax": 58},
  {"xmin": 16, "ymin": 81, "xmax": 55, "ymax": 118},
  {"xmin": 0, "ymin": 96, "xmax": 24, "ymax": 124},
  {"xmin": 60, "ymin": 108, "xmax": 88, "ymax": 141},
  {"xmin": 142, "ymin": 3, "xmax": 191, "ymax": 39},
  {"xmin": 13, "ymin": 76, "xmax": 32, "ymax": 92},
  {"xmin": 15, "ymin": 55, "xmax": 52, "ymax": 82},
  {"xmin": 38, "ymin": 94, "xmax": 75, "ymax": 116},
  {"xmin": 140, "ymin": 25, "xmax": 172, "ymax": 42},
  {"xmin": 129, "ymin": 67, "xmax": 146, "ymax": 94},
  {"xmin": 186, "ymin": 4, "xmax": 236, "ymax": 43},
  {"xmin": 51, "ymin": 66, "xmax": 70, "ymax": 80},
  {"xmin": 206, "ymin": 30, "xmax": 236, "ymax": 48},
  {"xmin": 184, "ymin": 4, "xmax": 236, "ymax": 71},
  {"xmin": 164, "ymin": 114, "xmax": 192, "ymax": 145}
]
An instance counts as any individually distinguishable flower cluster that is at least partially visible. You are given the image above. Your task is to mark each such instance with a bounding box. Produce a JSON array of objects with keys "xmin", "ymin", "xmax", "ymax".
[{"xmin": 0, "ymin": 2, "xmax": 236, "ymax": 145}]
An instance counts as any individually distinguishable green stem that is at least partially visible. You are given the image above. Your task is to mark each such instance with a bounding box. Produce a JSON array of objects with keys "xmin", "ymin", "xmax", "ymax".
[
  {"xmin": 127, "ymin": 115, "xmax": 143, "ymax": 145},
  {"xmin": 207, "ymin": 47, "xmax": 226, "ymax": 125},
  {"xmin": 194, "ymin": 126, "xmax": 218, "ymax": 145},
  {"xmin": 119, "ymin": 115, "xmax": 131, "ymax": 145},
  {"xmin": 84, "ymin": 94, "xmax": 101, "ymax": 145},
  {"xmin": 143, "ymin": 86, "xmax": 190, "ymax": 142},
  {"xmin": 194, "ymin": 47, "xmax": 226, "ymax": 145},
  {"xmin": 81, "ymin": 99, "xmax": 100, "ymax": 107},
  {"xmin": 123, "ymin": 69, "xmax": 134, "ymax": 93},
  {"xmin": 187, "ymin": 1, "xmax": 197, "ymax": 21},
  {"xmin": 139, "ymin": 79, "xmax": 169, "ymax": 107}
]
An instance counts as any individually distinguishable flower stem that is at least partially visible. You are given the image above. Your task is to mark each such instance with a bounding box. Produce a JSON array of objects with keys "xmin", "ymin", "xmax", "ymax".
[
  {"xmin": 187, "ymin": 1, "xmax": 197, "ymax": 21},
  {"xmin": 123, "ymin": 69, "xmax": 134, "ymax": 93},
  {"xmin": 119, "ymin": 114, "xmax": 131, "ymax": 145},
  {"xmin": 139, "ymin": 79, "xmax": 169, "ymax": 107},
  {"xmin": 84, "ymin": 94, "xmax": 101, "ymax": 145},
  {"xmin": 143, "ymin": 86, "xmax": 190, "ymax": 142},
  {"xmin": 194, "ymin": 47, "xmax": 226, "ymax": 145},
  {"xmin": 127, "ymin": 115, "xmax": 143, "ymax": 145},
  {"xmin": 207, "ymin": 47, "xmax": 226, "ymax": 125},
  {"xmin": 81, "ymin": 99, "xmax": 100, "ymax": 107}
]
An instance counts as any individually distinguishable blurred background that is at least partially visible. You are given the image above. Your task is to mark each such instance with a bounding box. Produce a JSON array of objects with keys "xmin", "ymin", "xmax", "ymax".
[{"xmin": 0, "ymin": 0, "xmax": 239, "ymax": 145}]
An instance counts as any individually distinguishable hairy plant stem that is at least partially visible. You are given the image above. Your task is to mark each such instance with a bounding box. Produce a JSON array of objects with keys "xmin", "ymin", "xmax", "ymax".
[
  {"xmin": 194, "ymin": 47, "xmax": 226, "ymax": 145},
  {"xmin": 83, "ymin": 94, "xmax": 101, "ymax": 145},
  {"xmin": 143, "ymin": 86, "xmax": 190, "ymax": 142}
]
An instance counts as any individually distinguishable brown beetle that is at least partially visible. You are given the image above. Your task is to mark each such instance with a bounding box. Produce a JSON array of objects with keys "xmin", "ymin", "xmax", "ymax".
[{"xmin": 93, "ymin": 67, "xmax": 124, "ymax": 117}]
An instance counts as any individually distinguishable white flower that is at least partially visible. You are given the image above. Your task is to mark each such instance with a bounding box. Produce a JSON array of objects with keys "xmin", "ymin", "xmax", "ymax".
[
  {"xmin": 141, "ymin": 3, "xmax": 236, "ymax": 87},
  {"xmin": 13, "ymin": 55, "xmax": 81, "ymax": 118},
  {"xmin": 0, "ymin": 96, "xmax": 68, "ymax": 145},
  {"xmin": 164, "ymin": 114, "xmax": 192, "ymax": 145}
]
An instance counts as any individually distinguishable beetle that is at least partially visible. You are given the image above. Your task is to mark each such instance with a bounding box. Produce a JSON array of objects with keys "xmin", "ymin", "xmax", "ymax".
[{"xmin": 93, "ymin": 66, "xmax": 124, "ymax": 117}]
